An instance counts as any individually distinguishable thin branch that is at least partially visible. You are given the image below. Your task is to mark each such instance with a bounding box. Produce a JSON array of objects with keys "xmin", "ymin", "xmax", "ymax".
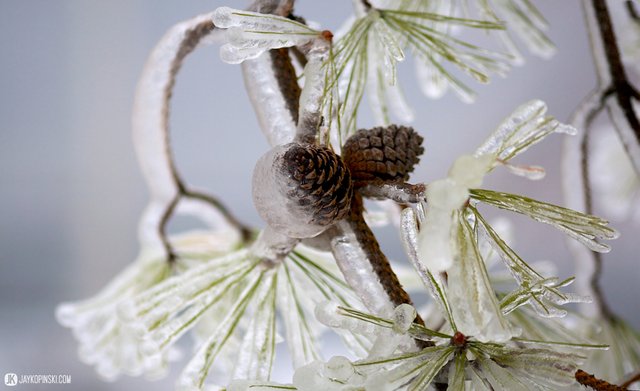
[
  {"xmin": 565, "ymin": 0, "xmax": 640, "ymax": 319},
  {"xmin": 160, "ymin": 195, "xmax": 180, "ymax": 265},
  {"xmin": 563, "ymin": 85, "xmax": 613, "ymax": 318},
  {"xmin": 163, "ymin": 18, "xmax": 253, "ymax": 251},
  {"xmin": 627, "ymin": 0, "xmax": 640, "ymax": 21},
  {"xmin": 590, "ymin": 0, "xmax": 640, "ymax": 173},
  {"xmin": 575, "ymin": 369, "xmax": 628, "ymax": 391},
  {"xmin": 621, "ymin": 370, "xmax": 640, "ymax": 389},
  {"xmin": 359, "ymin": 183, "xmax": 426, "ymax": 204},
  {"xmin": 183, "ymin": 190, "xmax": 253, "ymax": 242},
  {"xmin": 134, "ymin": 14, "xmax": 253, "ymax": 265},
  {"xmin": 581, "ymin": 92, "xmax": 616, "ymax": 320}
]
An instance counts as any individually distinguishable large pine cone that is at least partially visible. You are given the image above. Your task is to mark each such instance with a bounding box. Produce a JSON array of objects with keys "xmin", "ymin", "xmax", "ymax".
[
  {"xmin": 252, "ymin": 143, "xmax": 353, "ymax": 238},
  {"xmin": 283, "ymin": 144, "xmax": 353, "ymax": 226},
  {"xmin": 342, "ymin": 125, "xmax": 424, "ymax": 186}
]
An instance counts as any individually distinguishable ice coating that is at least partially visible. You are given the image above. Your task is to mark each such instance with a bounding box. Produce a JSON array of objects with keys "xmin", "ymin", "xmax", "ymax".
[
  {"xmin": 417, "ymin": 178, "xmax": 468, "ymax": 274},
  {"xmin": 176, "ymin": 271, "xmax": 265, "ymax": 391},
  {"xmin": 232, "ymin": 271, "xmax": 278, "ymax": 381},
  {"xmin": 446, "ymin": 217, "xmax": 515, "ymax": 342},
  {"xmin": 213, "ymin": 7, "xmax": 318, "ymax": 65},
  {"xmin": 323, "ymin": 356, "xmax": 356, "ymax": 383},
  {"xmin": 132, "ymin": 13, "xmax": 222, "ymax": 247},
  {"xmin": 591, "ymin": 129, "xmax": 640, "ymax": 221},
  {"xmin": 400, "ymin": 208, "xmax": 453, "ymax": 324},
  {"xmin": 242, "ymin": 55, "xmax": 297, "ymax": 146},
  {"xmin": 475, "ymin": 100, "xmax": 577, "ymax": 166},
  {"xmin": 296, "ymin": 35, "xmax": 332, "ymax": 142},
  {"xmin": 315, "ymin": 301, "xmax": 379, "ymax": 338},
  {"xmin": 372, "ymin": 14, "xmax": 404, "ymax": 63},
  {"xmin": 251, "ymin": 145, "xmax": 340, "ymax": 239},
  {"xmin": 471, "ymin": 188, "xmax": 619, "ymax": 253},
  {"xmin": 495, "ymin": 0, "xmax": 556, "ymax": 59},
  {"xmin": 448, "ymin": 154, "xmax": 494, "ymax": 189},
  {"xmin": 366, "ymin": 37, "xmax": 414, "ymax": 125},
  {"xmin": 277, "ymin": 268, "xmax": 323, "ymax": 368},
  {"xmin": 221, "ymin": 28, "xmax": 316, "ymax": 64},
  {"xmin": 392, "ymin": 303, "xmax": 416, "ymax": 334},
  {"xmin": 503, "ymin": 162, "xmax": 546, "ymax": 180},
  {"xmin": 330, "ymin": 221, "xmax": 397, "ymax": 319},
  {"xmin": 56, "ymin": 253, "xmax": 173, "ymax": 380},
  {"xmin": 213, "ymin": 6, "xmax": 316, "ymax": 33}
]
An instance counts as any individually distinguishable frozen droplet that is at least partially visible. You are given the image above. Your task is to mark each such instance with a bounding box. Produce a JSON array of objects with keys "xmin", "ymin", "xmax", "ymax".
[
  {"xmin": 55, "ymin": 304, "xmax": 79, "ymax": 327},
  {"xmin": 555, "ymin": 123, "xmax": 577, "ymax": 135},
  {"xmin": 293, "ymin": 361, "xmax": 333, "ymax": 390},
  {"xmin": 392, "ymin": 304, "xmax": 416, "ymax": 334},
  {"xmin": 315, "ymin": 301, "xmax": 343, "ymax": 328},
  {"xmin": 503, "ymin": 162, "xmax": 546, "ymax": 180},
  {"xmin": 212, "ymin": 6, "xmax": 235, "ymax": 28},
  {"xmin": 141, "ymin": 337, "xmax": 161, "ymax": 358},
  {"xmin": 323, "ymin": 356, "xmax": 354, "ymax": 382}
]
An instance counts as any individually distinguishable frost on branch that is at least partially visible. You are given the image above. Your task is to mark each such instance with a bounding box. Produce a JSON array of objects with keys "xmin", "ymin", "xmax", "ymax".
[
  {"xmin": 323, "ymin": 2, "xmax": 509, "ymax": 139},
  {"xmin": 403, "ymin": 100, "xmax": 613, "ymax": 342},
  {"xmin": 56, "ymin": 229, "xmax": 240, "ymax": 380},
  {"xmin": 213, "ymin": 7, "xmax": 319, "ymax": 64},
  {"xmin": 277, "ymin": 304, "xmax": 596, "ymax": 391},
  {"xmin": 113, "ymin": 242, "xmax": 366, "ymax": 389}
]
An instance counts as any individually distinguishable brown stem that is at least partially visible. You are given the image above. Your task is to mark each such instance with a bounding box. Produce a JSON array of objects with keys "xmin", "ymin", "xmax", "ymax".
[
  {"xmin": 347, "ymin": 193, "xmax": 432, "ymax": 348},
  {"xmin": 576, "ymin": 369, "xmax": 628, "ymax": 391},
  {"xmin": 270, "ymin": 48, "xmax": 302, "ymax": 125},
  {"xmin": 591, "ymin": 0, "xmax": 640, "ymax": 144},
  {"xmin": 154, "ymin": 18, "xmax": 253, "ymax": 263},
  {"xmin": 160, "ymin": 195, "xmax": 181, "ymax": 265},
  {"xmin": 183, "ymin": 190, "xmax": 253, "ymax": 242},
  {"xmin": 359, "ymin": 183, "xmax": 426, "ymax": 204},
  {"xmin": 621, "ymin": 370, "xmax": 640, "ymax": 389}
]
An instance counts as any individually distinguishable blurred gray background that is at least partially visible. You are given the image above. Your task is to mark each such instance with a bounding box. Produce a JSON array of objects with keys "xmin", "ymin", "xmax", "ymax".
[{"xmin": 1, "ymin": 1, "xmax": 638, "ymax": 390}]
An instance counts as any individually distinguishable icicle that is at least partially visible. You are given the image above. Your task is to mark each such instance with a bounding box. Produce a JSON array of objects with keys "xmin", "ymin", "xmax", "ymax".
[
  {"xmin": 502, "ymin": 162, "xmax": 546, "ymax": 180},
  {"xmin": 446, "ymin": 217, "xmax": 515, "ymax": 343},
  {"xmin": 214, "ymin": 7, "xmax": 319, "ymax": 65}
]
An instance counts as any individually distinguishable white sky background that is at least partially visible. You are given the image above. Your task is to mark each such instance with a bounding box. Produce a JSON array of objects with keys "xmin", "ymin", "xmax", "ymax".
[{"xmin": 0, "ymin": 1, "xmax": 638, "ymax": 390}]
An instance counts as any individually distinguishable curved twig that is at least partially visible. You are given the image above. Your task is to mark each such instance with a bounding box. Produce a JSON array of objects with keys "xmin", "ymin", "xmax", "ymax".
[
  {"xmin": 563, "ymin": 85, "xmax": 615, "ymax": 319},
  {"xmin": 562, "ymin": 0, "xmax": 640, "ymax": 319},
  {"xmin": 133, "ymin": 13, "xmax": 252, "ymax": 265},
  {"xmin": 590, "ymin": 0, "xmax": 640, "ymax": 174}
]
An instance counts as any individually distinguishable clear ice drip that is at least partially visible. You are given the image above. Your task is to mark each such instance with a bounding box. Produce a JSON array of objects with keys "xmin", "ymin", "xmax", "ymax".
[
  {"xmin": 213, "ymin": 7, "xmax": 319, "ymax": 64},
  {"xmin": 475, "ymin": 100, "xmax": 577, "ymax": 167}
]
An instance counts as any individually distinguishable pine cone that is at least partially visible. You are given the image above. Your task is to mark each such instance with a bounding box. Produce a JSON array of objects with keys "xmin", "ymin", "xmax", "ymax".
[
  {"xmin": 283, "ymin": 144, "xmax": 353, "ymax": 226},
  {"xmin": 342, "ymin": 125, "xmax": 424, "ymax": 186}
]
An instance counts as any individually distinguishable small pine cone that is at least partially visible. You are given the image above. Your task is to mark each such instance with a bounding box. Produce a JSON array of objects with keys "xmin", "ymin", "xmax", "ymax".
[
  {"xmin": 341, "ymin": 125, "xmax": 424, "ymax": 186},
  {"xmin": 283, "ymin": 144, "xmax": 353, "ymax": 226}
]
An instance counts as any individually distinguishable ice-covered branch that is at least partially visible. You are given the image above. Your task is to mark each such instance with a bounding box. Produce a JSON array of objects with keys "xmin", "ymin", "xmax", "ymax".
[
  {"xmin": 562, "ymin": 0, "xmax": 640, "ymax": 317},
  {"xmin": 562, "ymin": 87, "xmax": 614, "ymax": 318},
  {"xmin": 587, "ymin": 0, "xmax": 640, "ymax": 174},
  {"xmin": 133, "ymin": 12, "xmax": 252, "ymax": 263}
]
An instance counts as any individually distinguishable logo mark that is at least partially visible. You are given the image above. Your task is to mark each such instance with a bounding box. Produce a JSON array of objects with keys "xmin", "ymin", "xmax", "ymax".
[{"xmin": 4, "ymin": 373, "xmax": 18, "ymax": 386}]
